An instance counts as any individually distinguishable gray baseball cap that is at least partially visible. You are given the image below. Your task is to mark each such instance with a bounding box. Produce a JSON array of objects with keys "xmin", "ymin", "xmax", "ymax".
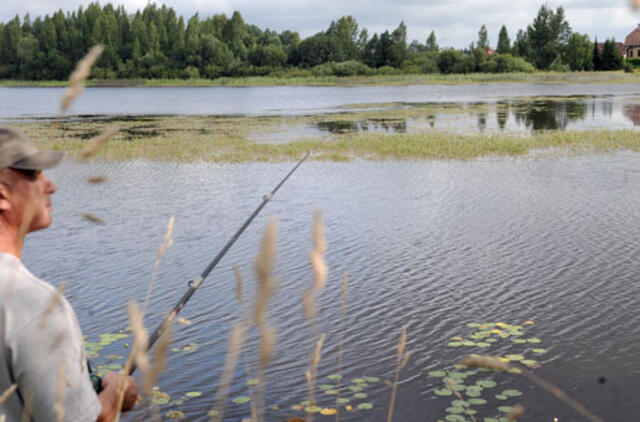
[{"xmin": 0, "ymin": 127, "xmax": 64, "ymax": 170}]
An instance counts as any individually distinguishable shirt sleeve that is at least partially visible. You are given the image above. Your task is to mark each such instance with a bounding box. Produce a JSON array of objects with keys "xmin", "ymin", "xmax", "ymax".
[{"xmin": 10, "ymin": 297, "xmax": 101, "ymax": 422}]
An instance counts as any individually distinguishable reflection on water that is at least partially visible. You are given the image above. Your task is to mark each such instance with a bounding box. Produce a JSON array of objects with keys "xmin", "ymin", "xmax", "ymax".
[{"xmin": 295, "ymin": 95, "xmax": 640, "ymax": 141}]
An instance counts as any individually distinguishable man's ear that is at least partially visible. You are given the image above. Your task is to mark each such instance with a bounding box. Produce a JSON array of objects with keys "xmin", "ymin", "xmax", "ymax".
[{"xmin": 0, "ymin": 184, "xmax": 11, "ymax": 212}]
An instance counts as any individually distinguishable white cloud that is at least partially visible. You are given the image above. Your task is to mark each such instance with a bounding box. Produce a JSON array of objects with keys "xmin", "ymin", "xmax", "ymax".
[{"xmin": 1, "ymin": 0, "xmax": 639, "ymax": 48}]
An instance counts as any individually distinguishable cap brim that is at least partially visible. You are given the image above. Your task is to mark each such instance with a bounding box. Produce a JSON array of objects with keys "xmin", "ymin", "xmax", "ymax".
[{"xmin": 10, "ymin": 150, "xmax": 65, "ymax": 170}]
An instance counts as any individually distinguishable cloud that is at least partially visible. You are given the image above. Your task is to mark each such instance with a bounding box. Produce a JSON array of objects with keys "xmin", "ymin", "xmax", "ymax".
[{"xmin": 2, "ymin": 0, "xmax": 639, "ymax": 48}]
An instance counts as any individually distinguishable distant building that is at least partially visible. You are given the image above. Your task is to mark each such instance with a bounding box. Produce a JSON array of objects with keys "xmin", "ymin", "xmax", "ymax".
[
  {"xmin": 596, "ymin": 42, "xmax": 626, "ymax": 57},
  {"xmin": 625, "ymin": 24, "xmax": 640, "ymax": 58}
]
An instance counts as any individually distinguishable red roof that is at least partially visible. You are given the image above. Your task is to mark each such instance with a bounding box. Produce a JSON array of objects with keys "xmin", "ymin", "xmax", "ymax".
[
  {"xmin": 597, "ymin": 42, "xmax": 626, "ymax": 56},
  {"xmin": 625, "ymin": 25, "xmax": 640, "ymax": 47}
]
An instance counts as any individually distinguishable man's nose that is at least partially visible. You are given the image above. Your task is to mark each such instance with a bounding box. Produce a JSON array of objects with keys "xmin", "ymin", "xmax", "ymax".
[{"xmin": 43, "ymin": 172, "xmax": 56, "ymax": 194}]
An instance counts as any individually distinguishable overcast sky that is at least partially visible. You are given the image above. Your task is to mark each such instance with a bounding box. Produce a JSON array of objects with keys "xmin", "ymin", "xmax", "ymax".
[{"xmin": 2, "ymin": 0, "xmax": 639, "ymax": 48}]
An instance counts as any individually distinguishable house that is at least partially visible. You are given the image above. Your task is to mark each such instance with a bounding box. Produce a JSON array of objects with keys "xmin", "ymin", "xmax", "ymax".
[
  {"xmin": 597, "ymin": 42, "xmax": 626, "ymax": 57},
  {"xmin": 625, "ymin": 24, "xmax": 640, "ymax": 58}
]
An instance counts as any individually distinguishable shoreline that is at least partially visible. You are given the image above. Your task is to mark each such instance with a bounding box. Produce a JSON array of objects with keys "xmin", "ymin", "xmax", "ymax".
[{"xmin": 2, "ymin": 71, "xmax": 640, "ymax": 88}]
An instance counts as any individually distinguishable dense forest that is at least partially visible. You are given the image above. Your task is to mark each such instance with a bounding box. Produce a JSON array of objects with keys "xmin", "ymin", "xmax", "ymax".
[{"xmin": 0, "ymin": 3, "xmax": 628, "ymax": 80}]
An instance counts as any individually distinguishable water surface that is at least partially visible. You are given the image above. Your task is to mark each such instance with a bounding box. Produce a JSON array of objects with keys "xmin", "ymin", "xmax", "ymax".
[{"xmin": 24, "ymin": 153, "xmax": 640, "ymax": 420}]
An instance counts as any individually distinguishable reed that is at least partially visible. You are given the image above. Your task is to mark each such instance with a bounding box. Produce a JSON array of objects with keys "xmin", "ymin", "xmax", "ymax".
[
  {"xmin": 252, "ymin": 219, "xmax": 279, "ymax": 422},
  {"xmin": 141, "ymin": 216, "xmax": 175, "ymax": 316},
  {"xmin": 444, "ymin": 376, "xmax": 478, "ymax": 422},
  {"xmin": 211, "ymin": 321, "xmax": 247, "ymax": 422},
  {"xmin": 460, "ymin": 354, "xmax": 604, "ymax": 422},
  {"xmin": 0, "ymin": 385, "xmax": 16, "ymax": 404},
  {"xmin": 61, "ymin": 45, "xmax": 104, "ymax": 111},
  {"xmin": 334, "ymin": 271, "xmax": 348, "ymax": 422},
  {"xmin": 387, "ymin": 327, "xmax": 411, "ymax": 422}
]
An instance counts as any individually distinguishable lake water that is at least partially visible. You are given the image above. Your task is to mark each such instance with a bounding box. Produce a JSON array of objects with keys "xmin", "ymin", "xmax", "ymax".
[
  {"xmin": 3, "ymin": 84, "xmax": 640, "ymax": 140},
  {"xmin": 22, "ymin": 152, "xmax": 640, "ymax": 421}
]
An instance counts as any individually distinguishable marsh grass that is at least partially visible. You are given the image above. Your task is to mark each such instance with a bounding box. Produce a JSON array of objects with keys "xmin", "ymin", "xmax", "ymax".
[
  {"xmin": 2, "ymin": 71, "xmax": 640, "ymax": 88},
  {"xmin": 20, "ymin": 110, "xmax": 640, "ymax": 163}
]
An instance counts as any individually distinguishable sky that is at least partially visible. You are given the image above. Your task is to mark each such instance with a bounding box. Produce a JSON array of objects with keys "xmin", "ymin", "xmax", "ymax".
[{"xmin": 1, "ymin": 0, "xmax": 639, "ymax": 49}]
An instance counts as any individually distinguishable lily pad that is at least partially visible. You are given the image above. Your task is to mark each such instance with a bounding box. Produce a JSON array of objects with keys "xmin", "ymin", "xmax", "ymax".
[
  {"xmin": 305, "ymin": 406, "xmax": 322, "ymax": 413},
  {"xmin": 476, "ymin": 342, "xmax": 491, "ymax": 347},
  {"xmin": 365, "ymin": 377, "xmax": 380, "ymax": 383},
  {"xmin": 498, "ymin": 406, "xmax": 514, "ymax": 413},
  {"xmin": 448, "ymin": 342, "xmax": 464, "ymax": 347},
  {"xmin": 527, "ymin": 338, "xmax": 541, "ymax": 343},
  {"xmin": 465, "ymin": 390, "xmax": 481, "ymax": 398},
  {"xmin": 348, "ymin": 385, "xmax": 363, "ymax": 392},
  {"xmin": 446, "ymin": 407, "xmax": 465, "ymax": 414},
  {"xmin": 352, "ymin": 378, "xmax": 366, "ymax": 384},
  {"xmin": 452, "ymin": 400, "xmax": 469, "ymax": 407},
  {"xmin": 468, "ymin": 398, "xmax": 487, "ymax": 405},
  {"xmin": 153, "ymin": 398, "xmax": 169, "ymax": 405},
  {"xmin": 502, "ymin": 389, "xmax": 522, "ymax": 397},
  {"xmin": 247, "ymin": 378, "xmax": 259, "ymax": 386},
  {"xmin": 324, "ymin": 389, "xmax": 338, "ymax": 395},
  {"xmin": 207, "ymin": 410, "xmax": 219, "ymax": 417},
  {"xmin": 354, "ymin": 393, "xmax": 368, "ymax": 399},
  {"xmin": 532, "ymin": 348, "xmax": 548, "ymax": 354},
  {"xmin": 434, "ymin": 388, "xmax": 453, "ymax": 396},
  {"xmin": 185, "ymin": 391, "xmax": 202, "ymax": 398},
  {"xmin": 504, "ymin": 354, "xmax": 524, "ymax": 361},
  {"xmin": 337, "ymin": 398, "xmax": 350, "ymax": 404},
  {"xmin": 476, "ymin": 380, "xmax": 497, "ymax": 388},
  {"xmin": 357, "ymin": 403, "xmax": 373, "ymax": 410},
  {"xmin": 320, "ymin": 408, "xmax": 337, "ymax": 415},
  {"xmin": 467, "ymin": 323, "xmax": 482, "ymax": 328},
  {"xmin": 521, "ymin": 359, "xmax": 538, "ymax": 366},
  {"xmin": 495, "ymin": 394, "xmax": 508, "ymax": 400},
  {"xmin": 445, "ymin": 415, "xmax": 466, "ymax": 422},
  {"xmin": 232, "ymin": 396, "xmax": 251, "ymax": 404},
  {"xmin": 511, "ymin": 339, "xmax": 527, "ymax": 344},
  {"xmin": 428, "ymin": 371, "xmax": 447, "ymax": 377},
  {"xmin": 319, "ymin": 384, "xmax": 335, "ymax": 390},
  {"xmin": 327, "ymin": 374, "xmax": 343, "ymax": 380}
]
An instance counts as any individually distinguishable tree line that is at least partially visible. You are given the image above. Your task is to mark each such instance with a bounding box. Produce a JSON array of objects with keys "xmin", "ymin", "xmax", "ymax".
[{"xmin": 0, "ymin": 3, "xmax": 628, "ymax": 80}]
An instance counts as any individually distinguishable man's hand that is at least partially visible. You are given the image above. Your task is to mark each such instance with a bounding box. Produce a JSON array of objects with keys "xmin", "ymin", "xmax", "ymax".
[{"xmin": 96, "ymin": 372, "xmax": 138, "ymax": 421}]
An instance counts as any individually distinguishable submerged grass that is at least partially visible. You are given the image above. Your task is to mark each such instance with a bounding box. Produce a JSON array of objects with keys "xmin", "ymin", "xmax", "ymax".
[
  {"xmin": 23, "ymin": 118, "xmax": 640, "ymax": 163},
  {"xmin": 2, "ymin": 70, "xmax": 640, "ymax": 87}
]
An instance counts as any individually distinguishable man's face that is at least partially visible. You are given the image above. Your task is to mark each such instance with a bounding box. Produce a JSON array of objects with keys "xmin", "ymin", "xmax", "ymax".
[{"xmin": 9, "ymin": 169, "xmax": 57, "ymax": 233}]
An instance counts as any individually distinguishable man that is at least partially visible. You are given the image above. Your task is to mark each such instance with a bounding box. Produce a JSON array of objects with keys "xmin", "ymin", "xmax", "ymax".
[{"xmin": 0, "ymin": 127, "xmax": 137, "ymax": 421}]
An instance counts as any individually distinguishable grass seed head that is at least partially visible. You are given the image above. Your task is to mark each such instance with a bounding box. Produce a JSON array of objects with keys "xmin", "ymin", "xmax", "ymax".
[{"xmin": 61, "ymin": 45, "xmax": 104, "ymax": 111}]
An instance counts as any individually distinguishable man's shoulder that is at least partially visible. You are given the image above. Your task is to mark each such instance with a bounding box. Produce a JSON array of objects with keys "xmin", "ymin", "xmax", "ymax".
[{"xmin": 0, "ymin": 252, "xmax": 67, "ymax": 329}]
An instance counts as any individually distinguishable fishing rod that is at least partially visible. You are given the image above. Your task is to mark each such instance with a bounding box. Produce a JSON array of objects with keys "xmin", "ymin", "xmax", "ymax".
[{"xmin": 90, "ymin": 151, "xmax": 310, "ymax": 391}]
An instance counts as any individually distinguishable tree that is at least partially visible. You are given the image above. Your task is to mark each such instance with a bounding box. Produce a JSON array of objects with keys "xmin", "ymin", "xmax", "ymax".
[
  {"xmin": 592, "ymin": 37, "xmax": 602, "ymax": 71},
  {"xmin": 477, "ymin": 25, "xmax": 489, "ymax": 51},
  {"xmin": 601, "ymin": 38, "xmax": 623, "ymax": 71},
  {"xmin": 426, "ymin": 30, "xmax": 438, "ymax": 52},
  {"xmin": 564, "ymin": 33, "xmax": 592, "ymax": 71},
  {"xmin": 496, "ymin": 26, "xmax": 510, "ymax": 54},
  {"xmin": 526, "ymin": 5, "xmax": 571, "ymax": 69}
]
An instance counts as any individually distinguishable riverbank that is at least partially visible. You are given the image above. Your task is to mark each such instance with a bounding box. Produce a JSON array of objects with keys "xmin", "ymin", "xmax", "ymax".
[
  {"xmin": 2, "ymin": 70, "xmax": 640, "ymax": 87},
  {"xmin": 19, "ymin": 115, "xmax": 640, "ymax": 162}
]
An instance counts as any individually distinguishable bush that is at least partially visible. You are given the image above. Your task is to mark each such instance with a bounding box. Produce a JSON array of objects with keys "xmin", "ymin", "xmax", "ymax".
[
  {"xmin": 488, "ymin": 54, "xmax": 535, "ymax": 73},
  {"xmin": 626, "ymin": 58, "xmax": 640, "ymax": 68},
  {"xmin": 375, "ymin": 65, "xmax": 402, "ymax": 75},
  {"xmin": 437, "ymin": 49, "xmax": 466, "ymax": 74},
  {"xmin": 182, "ymin": 66, "xmax": 200, "ymax": 79},
  {"xmin": 624, "ymin": 62, "xmax": 634, "ymax": 73},
  {"xmin": 331, "ymin": 60, "xmax": 371, "ymax": 76},
  {"xmin": 402, "ymin": 54, "xmax": 439, "ymax": 74}
]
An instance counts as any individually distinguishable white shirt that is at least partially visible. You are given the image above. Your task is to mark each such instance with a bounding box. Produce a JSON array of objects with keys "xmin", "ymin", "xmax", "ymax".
[{"xmin": 0, "ymin": 253, "xmax": 101, "ymax": 421}]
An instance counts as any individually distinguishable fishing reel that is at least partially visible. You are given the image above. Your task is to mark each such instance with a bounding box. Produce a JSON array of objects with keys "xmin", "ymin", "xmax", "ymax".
[{"xmin": 87, "ymin": 360, "xmax": 103, "ymax": 393}]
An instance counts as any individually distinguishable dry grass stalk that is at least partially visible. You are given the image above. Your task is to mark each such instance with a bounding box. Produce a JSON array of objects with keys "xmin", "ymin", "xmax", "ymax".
[
  {"xmin": 310, "ymin": 211, "xmax": 327, "ymax": 291},
  {"xmin": 334, "ymin": 271, "xmax": 348, "ymax": 422},
  {"xmin": 0, "ymin": 385, "xmax": 16, "ymax": 404},
  {"xmin": 460, "ymin": 354, "xmax": 510, "ymax": 372},
  {"xmin": 87, "ymin": 175, "xmax": 108, "ymax": 184},
  {"xmin": 61, "ymin": 45, "xmax": 104, "ymax": 111},
  {"xmin": 20, "ymin": 388, "xmax": 33, "ymax": 422},
  {"xmin": 233, "ymin": 265, "xmax": 243, "ymax": 303},
  {"xmin": 78, "ymin": 126, "xmax": 119, "ymax": 161},
  {"xmin": 444, "ymin": 377, "xmax": 477, "ymax": 422},
  {"xmin": 39, "ymin": 284, "xmax": 66, "ymax": 329},
  {"xmin": 506, "ymin": 404, "xmax": 525, "ymax": 421},
  {"xmin": 142, "ymin": 216, "xmax": 175, "ymax": 316},
  {"xmin": 142, "ymin": 322, "xmax": 172, "ymax": 397},
  {"xmin": 253, "ymin": 219, "xmax": 279, "ymax": 422},
  {"xmin": 302, "ymin": 289, "xmax": 315, "ymax": 319},
  {"xmin": 177, "ymin": 317, "xmax": 191, "ymax": 326},
  {"xmin": 82, "ymin": 212, "xmax": 105, "ymax": 224},
  {"xmin": 305, "ymin": 333, "xmax": 326, "ymax": 422},
  {"xmin": 459, "ymin": 354, "xmax": 603, "ymax": 422},
  {"xmin": 387, "ymin": 326, "xmax": 411, "ymax": 422},
  {"xmin": 211, "ymin": 321, "xmax": 247, "ymax": 422},
  {"xmin": 54, "ymin": 360, "xmax": 67, "ymax": 422}
]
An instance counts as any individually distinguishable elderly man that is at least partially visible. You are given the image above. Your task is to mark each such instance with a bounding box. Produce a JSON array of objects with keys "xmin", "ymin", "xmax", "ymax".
[{"xmin": 0, "ymin": 127, "xmax": 137, "ymax": 421}]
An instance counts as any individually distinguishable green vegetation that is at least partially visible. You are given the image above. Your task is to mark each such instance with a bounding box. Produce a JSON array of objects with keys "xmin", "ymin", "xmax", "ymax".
[
  {"xmin": 0, "ymin": 3, "xmax": 627, "ymax": 82},
  {"xmin": 17, "ymin": 113, "xmax": 640, "ymax": 163}
]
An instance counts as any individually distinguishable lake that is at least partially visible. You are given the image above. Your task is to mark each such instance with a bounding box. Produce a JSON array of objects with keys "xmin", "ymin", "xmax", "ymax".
[{"xmin": 22, "ymin": 150, "xmax": 640, "ymax": 421}]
